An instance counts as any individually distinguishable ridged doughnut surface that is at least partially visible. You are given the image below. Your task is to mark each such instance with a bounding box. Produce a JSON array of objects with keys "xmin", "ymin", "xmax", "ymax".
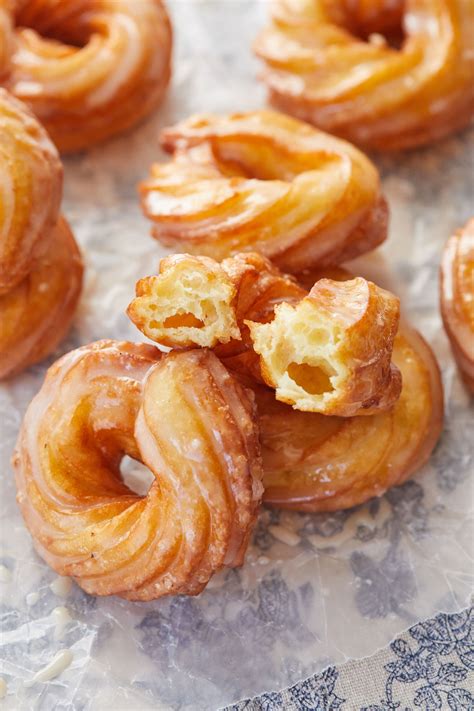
[
  {"xmin": 13, "ymin": 341, "xmax": 263, "ymax": 599},
  {"xmin": 255, "ymin": 0, "xmax": 474, "ymax": 151},
  {"xmin": 140, "ymin": 110, "xmax": 388, "ymax": 273},
  {"xmin": 0, "ymin": 0, "xmax": 172, "ymax": 152},
  {"xmin": 440, "ymin": 219, "xmax": 474, "ymax": 391}
]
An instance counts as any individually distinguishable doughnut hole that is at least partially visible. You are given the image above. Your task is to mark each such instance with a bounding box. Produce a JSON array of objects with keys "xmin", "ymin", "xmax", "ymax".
[
  {"xmin": 14, "ymin": 2, "xmax": 92, "ymax": 48},
  {"xmin": 330, "ymin": 0, "xmax": 406, "ymax": 49},
  {"xmin": 120, "ymin": 455, "xmax": 155, "ymax": 497},
  {"xmin": 209, "ymin": 134, "xmax": 338, "ymax": 181}
]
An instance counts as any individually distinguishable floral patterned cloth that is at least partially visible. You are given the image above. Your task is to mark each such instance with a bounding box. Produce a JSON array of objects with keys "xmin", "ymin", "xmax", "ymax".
[{"xmin": 226, "ymin": 606, "xmax": 474, "ymax": 711}]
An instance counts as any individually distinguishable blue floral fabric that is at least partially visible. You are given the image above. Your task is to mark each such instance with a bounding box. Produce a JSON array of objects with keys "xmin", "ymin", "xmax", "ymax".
[{"xmin": 226, "ymin": 607, "xmax": 474, "ymax": 711}]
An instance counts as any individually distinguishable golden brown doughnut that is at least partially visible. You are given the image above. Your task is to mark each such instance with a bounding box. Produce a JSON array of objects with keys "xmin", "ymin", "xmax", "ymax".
[
  {"xmin": 13, "ymin": 341, "xmax": 263, "ymax": 599},
  {"xmin": 140, "ymin": 110, "xmax": 388, "ymax": 272},
  {"xmin": 440, "ymin": 219, "xmax": 474, "ymax": 392},
  {"xmin": 0, "ymin": 88, "xmax": 83, "ymax": 379},
  {"xmin": 127, "ymin": 252, "xmax": 402, "ymax": 416},
  {"xmin": 254, "ymin": 0, "xmax": 474, "ymax": 151},
  {"xmin": 257, "ymin": 325, "xmax": 444, "ymax": 512},
  {"xmin": 0, "ymin": 0, "xmax": 172, "ymax": 152}
]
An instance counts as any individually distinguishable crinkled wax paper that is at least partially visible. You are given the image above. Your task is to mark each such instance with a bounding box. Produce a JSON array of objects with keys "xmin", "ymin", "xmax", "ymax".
[{"xmin": 0, "ymin": 2, "xmax": 473, "ymax": 709}]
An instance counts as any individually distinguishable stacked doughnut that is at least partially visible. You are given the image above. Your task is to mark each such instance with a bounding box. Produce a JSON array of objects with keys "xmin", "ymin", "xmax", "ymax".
[
  {"xmin": 0, "ymin": 0, "xmax": 172, "ymax": 152},
  {"xmin": 254, "ymin": 0, "xmax": 474, "ymax": 150},
  {"xmin": 0, "ymin": 88, "xmax": 83, "ymax": 379},
  {"xmin": 14, "ymin": 250, "xmax": 444, "ymax": 598},
  {"xmin": 127, "ymin": 252, "xmax": 443, "ymax": 513}
]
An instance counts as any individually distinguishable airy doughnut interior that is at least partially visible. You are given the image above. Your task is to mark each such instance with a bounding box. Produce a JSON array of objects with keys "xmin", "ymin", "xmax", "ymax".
[
  {"xmin": 127, "ymin": 257, "xmax": 240, "ymax": 348},
  {"xmin": 247, "ymin": 276, "xmax": 401, "ymax": 415},
  {"xmin": 247, "ymin": 299, "xmax": 341, "ymax": 410}
]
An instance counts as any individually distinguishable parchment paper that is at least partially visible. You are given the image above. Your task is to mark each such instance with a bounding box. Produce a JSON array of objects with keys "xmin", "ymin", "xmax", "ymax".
[{"xmin": 1, "ymin": 2, "xmax": 473, "ymax": 709}]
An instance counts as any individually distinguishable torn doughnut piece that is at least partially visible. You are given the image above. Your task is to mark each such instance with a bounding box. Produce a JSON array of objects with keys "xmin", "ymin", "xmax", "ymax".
[
  {"xmin": 247, "ymin": 277, "xmax": 402, "ymax": 416},
  {"xmin": 127, "ymin": 254, "xmax": 240, "ymax": 348},
  {"xmin": 127, "ymin": 251, "xmax": 304, "ymax": 357}
]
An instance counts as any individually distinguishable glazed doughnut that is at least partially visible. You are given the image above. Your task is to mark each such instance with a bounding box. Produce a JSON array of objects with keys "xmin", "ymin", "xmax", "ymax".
[
  {"xmin": 247, "ymin": 276, "xmax": 402, "ymax": 416},
  {"xmin": 0, "ymin": 89, "xmax": 83, "ymax": 379},
  {"xmin": 254, "ymin": 0, "xmax": 474, "ymax": 151},
  {"xmin": 13, "ymin": 341, "xmax": 263, "ymax": 599},
  {"xmin": 140, "ymin": 110, "xmax": 388, "ymax": 272},
  {"xmin": 440, "ymin": 219, "xmax": 474, "ymax": 392},
  {"xmin": 257, "ymin": 325, "xmax": 444, "ymax": 512},
  {"xmin": 127, "ymin": 252, "xmax": 402, "ymax": 416},
  {"xmin": 0, "ymin": 0, "xmax": 172, "ymax": 152}
]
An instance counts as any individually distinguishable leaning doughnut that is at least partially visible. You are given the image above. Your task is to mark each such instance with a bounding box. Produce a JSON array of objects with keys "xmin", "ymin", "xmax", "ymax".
[
  {"xmin": 440, "ymin": 219, "xmax": 474, "ymax": 392},
  {"xmin": 257, "ymin": 325, "xmax": 444, "ymax": 512},
  {"xmin": 0, "ymin": 0, "xmax": 172, "ymax": 152},
  {"xmin": 254, "ymin": 0, "xmax": 474, "ymax": 151},
  {"xmin": 140, "ymin": 110, "xmax": 388, "ymax": 273},
  {"xmin": 0, "ymin": 89, "xmax": 83, "ymax": 379},
  {"xmin": 13, "ymin": 341, "xmax": 263, "ymax": 599}
]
